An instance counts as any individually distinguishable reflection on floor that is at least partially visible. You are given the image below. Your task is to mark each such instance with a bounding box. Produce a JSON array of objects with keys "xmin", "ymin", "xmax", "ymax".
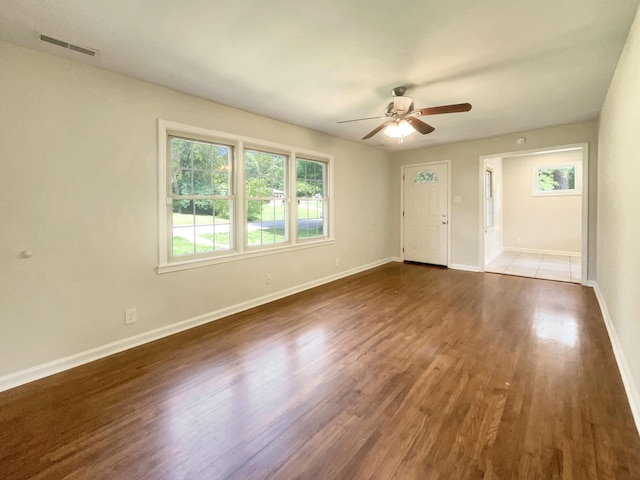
[{"xmin": 485, "ymin": 251, "xmax": 581, "ymax": 284}]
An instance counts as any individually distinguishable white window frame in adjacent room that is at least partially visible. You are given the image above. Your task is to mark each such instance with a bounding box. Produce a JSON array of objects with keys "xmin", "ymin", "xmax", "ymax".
[
  {"xmin": 157, "ymin": 120, "xmax": 334, "ymax": 274},
  {"xmin": 532, "ymin": 161, "xmax": 582, "ymax": 196},
  {"xmin": 485, "ymin": 168, "xmax": 494, "ymax": 229}
]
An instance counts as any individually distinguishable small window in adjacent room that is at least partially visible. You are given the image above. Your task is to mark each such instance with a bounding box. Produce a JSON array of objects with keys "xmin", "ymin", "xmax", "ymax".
[
  {"xmin": 485, "ymin": 169, "xmax": 494, "ymax": 229},
  {"xmin": 533, "ymin": 162, "xmax": 582, "ymax": 196}
]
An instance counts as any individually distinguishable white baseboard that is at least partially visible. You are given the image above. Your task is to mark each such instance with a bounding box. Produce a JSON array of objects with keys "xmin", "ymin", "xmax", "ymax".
[
  {"xmin": 0, "ymin": 258, "xmax": 393, "ymax": 393},
  {"xmin": 591, "ymin": 282, "xmax": 640, "ymax": 436},
  {"xmin": 449, "ymin": 264, "xmax": 481, "ymax": 273},
  {"xmin": 391, "ymin": 256, "xmax": 403, "ymax": 262},
  {"xmin": 503, "ymin": 247, "xmax": 581, "ymax": 257}
]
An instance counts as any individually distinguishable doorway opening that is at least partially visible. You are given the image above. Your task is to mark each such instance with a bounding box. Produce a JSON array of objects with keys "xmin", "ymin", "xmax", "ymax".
[{"xmin": 479, "ymin": 144, "xmax": 588, "ymax": 284}]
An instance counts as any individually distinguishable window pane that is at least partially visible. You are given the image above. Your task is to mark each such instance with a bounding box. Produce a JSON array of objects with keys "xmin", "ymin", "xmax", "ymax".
[
  {"xmin": 297, "ymin": 199, "xmax": 325, "ymax": 238},
  {"xmin": 245, "ymin": 149, "xmax": 286, "ymax": 196},
  {"xmin": 172, "ymin": 199, "xmax": 225, "ymax": 256},
  {"xmin": 195, "ymin": 207, "xmax": 214, "ymax": 254},
  {"xmin": 174, "ymin": 169, "xmax": 192, "ymax": 195},
  {"xmin": 213, "ymin": 145, "xmax": 231, "ymax": 194},
  {"xmin": 171, "ymin": 138, "xmax": 193, "ymax": 170},
  {"xmin": 171, "ymin": 138, "xmax": 199, "ymax": 196},
  {"xmin": 172, "ymin": 199, "xmax": 196, "ymax": 256},
  {"xmin": 247, "ymin": 200, "xmax": 286, "ymax": 246},
  {"xmin": 171, "ymin": 137, "xmax": 232, "ymax": 197},
  {"xmin": 192, "ymin": 141, "xmax": 213, "ymax": 170},
  {"xmin": 212, "ymin": 199, "xmax": 231, "ymax": 251},
  {"xmin": 297, "ymin": 158, "xmax": 325, "ymax": 198},
  {"xmin": 213, "ymin": 171, "xmax": 229, "ymax": 195},
  {"xmin": 193, "ymin": 170, "xmax": 212, "ymax": 195}
]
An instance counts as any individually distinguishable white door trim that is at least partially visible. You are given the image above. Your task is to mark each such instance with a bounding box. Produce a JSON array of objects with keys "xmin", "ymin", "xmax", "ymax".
[
  {"xmin": 477, "ymin": 142, "xmax": 589, "ymax": 285},
  {"xmin": 401, "ymin": 160, "xmax": 451, "ymax": 266}
]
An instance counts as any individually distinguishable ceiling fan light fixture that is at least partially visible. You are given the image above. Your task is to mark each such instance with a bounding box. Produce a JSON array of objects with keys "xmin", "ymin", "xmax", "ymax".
[{"xmin": 384, "ymin": 119, "xmax": 415, "ymax": 139}]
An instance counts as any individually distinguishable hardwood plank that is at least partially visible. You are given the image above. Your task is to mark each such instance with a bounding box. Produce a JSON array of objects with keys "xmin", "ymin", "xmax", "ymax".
[{"xmin": 0, "ymin": 263, "xmax": 639, "ymax": 479}]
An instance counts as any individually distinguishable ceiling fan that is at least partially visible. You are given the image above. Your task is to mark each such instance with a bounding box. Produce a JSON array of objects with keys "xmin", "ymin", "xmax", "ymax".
[{"xmin": 338, "ymin": 87, "xmax": 472, "ymax": 142}]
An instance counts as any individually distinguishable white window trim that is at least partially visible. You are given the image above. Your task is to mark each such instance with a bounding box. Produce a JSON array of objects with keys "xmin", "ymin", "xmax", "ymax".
[
  {"xmin": 157, "ymin": 120, "xmax": 334, "ymax": 274},
  {"xmin": 532, "ymin": 161, "xmax": 582, "ymax": 196},
  {"xmin": 485, "ymin": 168, "xmax": 494, "ymax": 229}
]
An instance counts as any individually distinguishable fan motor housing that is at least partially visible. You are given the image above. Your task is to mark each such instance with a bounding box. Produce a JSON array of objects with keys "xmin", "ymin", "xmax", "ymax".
[{"xmin": 385, "ymin": 97, "xmax": 414, "ymax": 116}]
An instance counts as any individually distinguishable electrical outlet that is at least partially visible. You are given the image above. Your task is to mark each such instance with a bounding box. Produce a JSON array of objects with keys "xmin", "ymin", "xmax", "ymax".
[
  {"xmin": 124, "ymin": 308, "xmax": 137, "ymax": 325},
  {"xmin": 265, "ymin": 273, "xmax": 272, "ymax": 284},
  {"xmin": 335, "ymin": 257, "xmax": 341, "ymax": 267},
  {"xmin": 517, "ymin": 238, "xmax": 522, "ymax": 245}
]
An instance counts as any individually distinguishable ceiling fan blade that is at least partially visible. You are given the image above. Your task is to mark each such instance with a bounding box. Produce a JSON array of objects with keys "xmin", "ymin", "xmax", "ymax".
[
  {"xmin": 406, "ymin": 117, "xmax": 435, "ymax": 135},
  {"xmin": 337, "ymin": 115, "xmax": 387, "ymax": 124},
  {"xmin": 362, "ymin": 120, "xmax": 392, "ymax": 140},
  {"xmin": 414, "ymin": 103, "xmax": 472, "ymax": 116}
]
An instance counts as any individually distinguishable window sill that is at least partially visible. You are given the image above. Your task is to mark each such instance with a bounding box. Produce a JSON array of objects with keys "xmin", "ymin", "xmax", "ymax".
[
  {"xmin": 532, "ymin": 190, "xmax": 582, "ymax": 197},
  {"xmin": 157, "ymin": 238, "xmax": 335, "ymax": 274}
]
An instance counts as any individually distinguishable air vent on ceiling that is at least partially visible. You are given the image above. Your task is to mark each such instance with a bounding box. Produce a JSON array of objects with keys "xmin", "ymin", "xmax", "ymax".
[{"xmin": 39, "ymin": 34, "xmax": 97, "ymax": 57}]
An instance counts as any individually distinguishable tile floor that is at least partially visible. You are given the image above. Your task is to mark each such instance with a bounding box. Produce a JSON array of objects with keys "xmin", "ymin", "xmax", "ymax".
[{"xmin": 485, "ymin": 251, "xmax": 581, "ymax": 283}]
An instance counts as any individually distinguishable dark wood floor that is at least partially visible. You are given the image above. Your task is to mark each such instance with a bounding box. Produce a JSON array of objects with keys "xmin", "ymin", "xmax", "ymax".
[{"xmin": 1, "ymin": 263, "xmax": 639, "ymax": 479}]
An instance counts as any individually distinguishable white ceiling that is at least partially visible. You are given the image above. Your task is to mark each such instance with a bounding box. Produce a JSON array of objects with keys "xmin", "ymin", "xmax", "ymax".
[{"xmin": 1, "ymin": 0, "xmax": 638, "ymax": 151}]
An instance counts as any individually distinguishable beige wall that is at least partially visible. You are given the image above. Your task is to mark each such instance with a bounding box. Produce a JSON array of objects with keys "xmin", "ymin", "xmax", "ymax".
[
  {"xmin": 0, "ymin": 41, "xmax": 394, "ymax": 377},
  {"xmin": 597, "ymin": 5, "xmax": 640, "ymax": 421},
  {"xmin": 390, "ymin": 121, "xmax": 598, "ymax": 272},
  {"xmin": 503, "ymin": 150, "xmax": 582, "ymax": 253}
]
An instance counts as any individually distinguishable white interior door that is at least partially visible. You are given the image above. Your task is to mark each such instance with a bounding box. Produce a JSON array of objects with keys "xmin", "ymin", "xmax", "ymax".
[{"xmin": 403, "ymin": 163, "xmax": 448, "ymax": 265}]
